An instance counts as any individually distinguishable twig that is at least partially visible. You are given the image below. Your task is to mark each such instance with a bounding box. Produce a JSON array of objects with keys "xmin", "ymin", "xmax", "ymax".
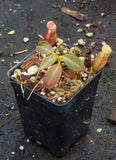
[
  {"xmin": 94, "ymin": 21, "xmax": 101, "ymax": 34},
  {"xmin": 38, "ymin": 34, "xmax": 44, "ymax": 40},
  {"xmin": 87, "ymin": 135, "xmax": 94, "ymax": 144},
  {"xmin": 86, "ymin": 68, "xmax": 93, "ymax": 83},
  {"xmin": 8, "ymin": 49, "xmax": 28, "ymax": 55},
  {"xmin": 27, "ymin": 80, "xmax": 42, "ymax": 100},
  {"xmin": 0, "ymin": 123, "xmax": 5, "ymax": 128},
  {"xmin": 20, "ymin": 83, "xmax": 25, "ymax": 98}
]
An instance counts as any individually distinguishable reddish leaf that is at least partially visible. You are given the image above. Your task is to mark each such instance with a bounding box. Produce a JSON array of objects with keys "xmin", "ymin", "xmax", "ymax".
[{"xmin": 43, "ymin": 64, "xmax": 62, "ymax": 88}]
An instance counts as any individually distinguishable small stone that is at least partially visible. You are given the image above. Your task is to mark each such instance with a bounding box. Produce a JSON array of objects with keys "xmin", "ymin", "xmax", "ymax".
[
  {"xmin": 57, "ymin": 97, "xmax": 62, "ymax": 102},
  {"xmin": 76, "ymin": 23, "xmax": 80, "ymax": 26},
  {"xmin": 26, "ymin": 139, "xmax": 30, "ymax": 142},
  {"xmin": 85, "ymin": 23, "xmax": 91, "ymax": 28},
  {"xmin": 13, "ymin": 60, "xmax": 20, "ymax": 64},
  {"xmin": 19, "ymin": 145, "xmax": 24, "ymax": 151},
  {"xmin": 86, "ymin": 32, "xmax": 94, "ymax": 38},
  {"xmin": 91, "ymin": 54, "xmax": 94, "ymax": 61},
  {"xmin": 30, "ymin": 76, "xmax": 35, "ymax": 81},
  {"xmin": 83, "ymin": 77, "xmax": 86, "ymax": 81},
  {"xmin": 27, "ymin": 65, "xmax": 39, "ymax": 75},
  {"xmin": 79, "ymin": 57, "xmax": 85, "ymax": 63},
  {"xmin": 9, "ymin": 9, "xmax": 13, "ymax": 12},
  {"xmin": 50, "ymin": 91, "xmax": 56, "ymax": 95},
  {"xmin": 77, "ymin": 28, "xmax": 83, "ymax": 32},
  {"xmin": 11, "ymin": 151, "xmax": 15, "ymax": 155},
  {"xmin": 102, "ymin": 41, "xmax": 107, "ymax": 45},
  {"xmin": 78, "ymin": 39, "xmax": 86, "ymax": 46},
  {"xmin": 23, "ymin": 37, "xmax": 29, "ymax": 43},
  {"xmin": 108, "ymin": 111, "xmax": 116, "ymax": 124},
  {"xmin": 1, "ymin": 59, "xmax": 5, "ymax": 62},
  {"xmin": 101, "ymin": 13, "xmax": 104, "ymax": 16},
  {"xmin": 40, "ymin": 91, "xmax": 45, "ymax": 96},
  {"xmin": 63, "ymin": 50, "xmax": 68, "ymax": 54}
]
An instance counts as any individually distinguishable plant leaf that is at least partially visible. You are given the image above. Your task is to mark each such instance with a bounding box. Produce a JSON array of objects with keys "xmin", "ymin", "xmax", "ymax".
[
  {"xmin": 39, "ymin": 55, "xmax": 58, "ymax": 70},
  {"xmin": 63, "ymin": 54, "xmax": 85, "ymax": 72},
  {"xmin": 36, "ymin": 41, "xmax": 52, "ymax": 54},
  {"xmin": 43, "ymin": 64, "xmax": 62, "ymax": 88}
]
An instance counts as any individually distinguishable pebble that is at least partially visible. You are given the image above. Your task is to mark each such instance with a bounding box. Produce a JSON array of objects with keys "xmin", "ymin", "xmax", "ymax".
[
  {"xmin": 108, "ymin": 111, "xmax": 116, "ymax": 124},
  {"xmin": 85, "ymin": 23, "xmax": 91, "ymax": 28},
  {"xmin": 86, "ymin": 32, "xmax": 94, "ymax": 38},
  {"xmin": 13, "ymin": 60, "xmax": 20, "ymax": 64},
  {"xmin": 78, "ymin": 39, "xmax": 86, "ymax": 46},
  {"xmin": 40, "ymin": 91, "xmax": 45, "ymax": 96},
  {"xmin": 50, "ymin": 91, "xmax": 56, "ymax": 95},
  {"xmin": 23, "ymin": 37, "xmax": 29, "ymax": 43},
  {"xmin": 26, "ymin": 139, "xmax": 30, "ymax": 142},
  {"xmin": 91, "ymin": 54, "xmax": 94, "ymax": 61},
  {"xmin": 1, "ymin": 59, "xmax": 5, "ymax": 62},
  {"xmin": 9, "ymin": 9, "xmax": 13, "ymax": 12},
  {"xmin": 57, "ymin": 97, "xmax": 62, "ymax": 102},
  {"xmin": 27, "ymin": 65, "xmax": 39, "ymax": 75},
  {"xmin": 101, "ymin": 13, "xmax": 104, "ymax": 16},
  {"xmin": 102, "ymin": 41, "xmax": 107, "ymax": 45},
  {"xmin": 30, "ymin": 76, "xmax": 35, "ymax": 81},
  {"xmin": 63, "ymin": 50, "xmax": 68, "ymax": 54},
  {"xmin": 11, "ymin": 151, "xmax": 15, "ymax": 155},
  {"xmin": 79, "ymin": 57, "xmax": 85, "ymax": 63},
  {"xmin": 19, "ymin": 145, "xmax": 24, "ymax": 151},
  {"xmin": 77, "ymin": 28, "xmax": 83, "ymax": 32}
]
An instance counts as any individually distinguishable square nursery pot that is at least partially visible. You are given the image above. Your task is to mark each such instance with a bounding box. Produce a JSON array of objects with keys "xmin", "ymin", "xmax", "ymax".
[{"xmin": 7, "ymin": 50, "xmax": 102, "ymax": 157}]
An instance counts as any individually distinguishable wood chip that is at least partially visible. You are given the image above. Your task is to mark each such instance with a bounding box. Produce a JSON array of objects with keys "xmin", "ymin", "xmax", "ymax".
[{"xmin": 61, "ymin": 7, "xmax": 84, "ymax": 21}]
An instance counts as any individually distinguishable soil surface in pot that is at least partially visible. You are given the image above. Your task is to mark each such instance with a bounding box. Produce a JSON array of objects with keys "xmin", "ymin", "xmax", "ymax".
[
  {"xmin": 12, "ymin": 38, "xmax": 96, "ymax": 104},
  {"xmin": 0, "ymin": 0, "xmax": 116, "ymax": 160}
]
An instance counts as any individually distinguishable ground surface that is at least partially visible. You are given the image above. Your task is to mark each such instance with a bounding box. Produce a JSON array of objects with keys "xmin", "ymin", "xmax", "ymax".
[{"xmin": 0, "ymin": 0, "xmax": 116, "ymax": 160}]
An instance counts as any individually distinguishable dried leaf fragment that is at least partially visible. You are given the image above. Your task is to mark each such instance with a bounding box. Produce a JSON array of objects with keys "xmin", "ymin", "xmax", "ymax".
[
  {"xmin": 61, "ymin": 7, "xmax": 84, "ymax": 21},
  {"xmin": 64, "ymin": 68, "xmax": 77, "ymax": 80},
  {"xmin": 21, "ymin": 56, "xmax": 39, "ymax": 71}
]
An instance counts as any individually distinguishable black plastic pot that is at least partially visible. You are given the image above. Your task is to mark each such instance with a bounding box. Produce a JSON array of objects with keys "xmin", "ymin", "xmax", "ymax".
[{"xmin": 7, "ymin": 50, "xmax": 102, "ymax": 157}]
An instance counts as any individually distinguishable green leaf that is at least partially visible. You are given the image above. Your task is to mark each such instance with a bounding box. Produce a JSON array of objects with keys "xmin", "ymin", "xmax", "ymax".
[
  {"xmin": 96, "ymin": 128, "xmax": 102, "ymax": 133},
  {"xmin": 8, "ymin": 30, "xmax": 15, "ymax": 35},
  {"xmin": 39, "ymin": 55, "xmax": 58, "ymax": 70},
  {"xmin": 36, "ymin": 41, "xmax": 52, "ymax": 54},
  {"xmin": 63, "ymin": 54, "xmax": 85, "ymax": 72},
  {"xmin": 43, "ymin": 64, "xmax": 62, "ymax": 88}
]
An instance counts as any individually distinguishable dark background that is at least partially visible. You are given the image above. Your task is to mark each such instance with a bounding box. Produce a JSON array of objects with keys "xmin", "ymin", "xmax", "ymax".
[{"xmin": 0, "ymin": 0, "xmax": 116, "ymax": 160}]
